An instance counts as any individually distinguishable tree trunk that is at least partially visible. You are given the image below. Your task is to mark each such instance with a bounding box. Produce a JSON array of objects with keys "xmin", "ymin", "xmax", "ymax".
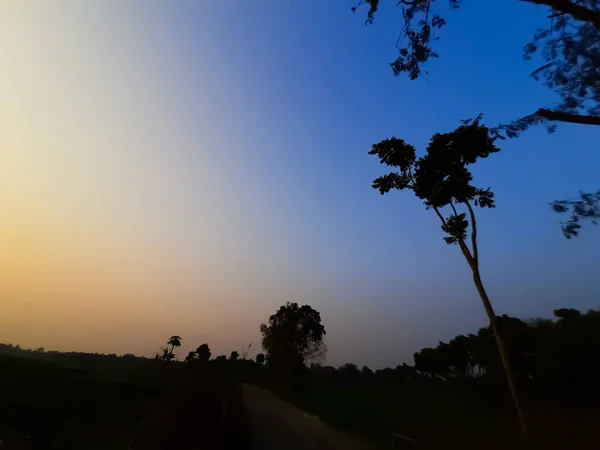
[{"xmin": 471, "ymin": 268, "xmax": 528, "ymax": 435}]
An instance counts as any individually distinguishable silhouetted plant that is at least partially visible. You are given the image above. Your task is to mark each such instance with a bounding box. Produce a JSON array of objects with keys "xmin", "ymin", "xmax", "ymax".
[
  {"xmin": 256, "ymin": 353, "xmax": 265, "ymax": 366},
  {"xmin": 196, "ymin": 344, "xmax": 211, "ymax": 363},
  {"xmin": 550, "ymin": 190, "xmax": 600, "ymax": 238},
  {"xmin": 369, "ymin": 116, "xmax": 528, "ymax": 433},
  {"xmin": 185, "ymin": 351, "xmax": 198, "ymax": 362},
  {"xmin": 168, "ymin": 335, "xmax": 182, "ymax": 352},
  {"xmin": 229, "ymin": 351, "xmax": 239, "ymax": 361},
  {"xmin": 260, "ymin": 302, "xmax": 327, "ymax": 377},
  {"xmin": 157, "ymin": 335, "xmax": 182, "ymax": 362}
]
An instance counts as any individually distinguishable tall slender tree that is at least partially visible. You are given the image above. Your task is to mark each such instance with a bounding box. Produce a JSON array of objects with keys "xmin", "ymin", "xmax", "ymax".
[{"xmin": 369, "ymin": 116, "xmax": 527, "ymax": 433}]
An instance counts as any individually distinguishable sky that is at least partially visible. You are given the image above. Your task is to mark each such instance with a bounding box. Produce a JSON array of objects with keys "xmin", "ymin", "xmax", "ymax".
[{"xmin": 1, "ymin": 1, "xmax": 599, "ymax": 368}]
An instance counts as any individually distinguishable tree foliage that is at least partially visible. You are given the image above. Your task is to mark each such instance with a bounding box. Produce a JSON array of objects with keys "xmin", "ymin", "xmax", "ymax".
[
  {"xmin": 168, "ymin": 335, "xmax": 182, "ymax": 350},
  {"xmin": 354, "ymin": 0, "xmax": 600, "ymax": 124},
  {"xmin": 370, "ymin": 116, "xmax": 498, "ymax": 246},
  {"xmin": 260, "ymin": 302, "xmax": 327, "ymax": 367},
  {"xmin": 196, "ymin": 343, "xmax": 211, "ymax": 363},
  {"xmin": 550, "ymin": 189, "xmax": 600, "ymax": 237},
  {"xmin": 158, "ymin": 335, "xmax": 183, "ymax": 362}
]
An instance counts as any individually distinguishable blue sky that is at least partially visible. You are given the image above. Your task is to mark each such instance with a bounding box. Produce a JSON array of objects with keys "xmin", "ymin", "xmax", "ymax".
[{"xmin": 2, "ymin": 1, "xmax": 599, "ymax": 368}]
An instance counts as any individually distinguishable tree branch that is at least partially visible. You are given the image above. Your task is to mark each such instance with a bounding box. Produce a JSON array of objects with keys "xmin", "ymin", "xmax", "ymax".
[
  {"xmin": 434, "ymin": 205, "xmax": 475, "ymax": 267},
  {"xmin": 449, "ymin": 202, "xmax": 476, "ymax": 265},
  {"xmin": 432, "ymin": 206, "xmax": 448, "ymax": 227},
  {"xmin": 464, "ymin": 200, "xmax": 479, "ymax": 266},
  {"xmin": 535, "ymin": 109, "xmax": 600, "ymax": 126},
  {"xmin": 521, "ymin": 0, "xmax": 600, "ymax": 29},
  {"xmin": 449, "ymin": 201, "xmax": 459, "ymax": 217}
]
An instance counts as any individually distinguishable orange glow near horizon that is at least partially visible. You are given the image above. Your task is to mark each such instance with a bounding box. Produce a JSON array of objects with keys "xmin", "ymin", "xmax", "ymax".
[{"xmin": 0, "ymin": 2, "xmax": 285, "ymax": 359}]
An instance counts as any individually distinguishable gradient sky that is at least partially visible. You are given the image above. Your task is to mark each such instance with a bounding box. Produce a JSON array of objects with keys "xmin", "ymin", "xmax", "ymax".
[{"xmin": 1, "ymin": 1, "xmax": 599, "ymax": 368}]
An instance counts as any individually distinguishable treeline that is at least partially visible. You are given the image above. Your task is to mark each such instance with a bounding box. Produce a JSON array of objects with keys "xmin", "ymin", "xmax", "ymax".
[
  {"xmin": 0, "ymin": 343, "xmax": 150, "ymax": 367},
  {"xmin": 4, "ymin": 306, "xmax": 600, "ymax": 410},
  {"xmin": 308, "ymin": 308, "xmax": 600, "ymax": 409}
]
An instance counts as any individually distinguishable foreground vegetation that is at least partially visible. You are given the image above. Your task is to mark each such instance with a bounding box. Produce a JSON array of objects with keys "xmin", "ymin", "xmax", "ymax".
[{"xmin": 0, "ymin": 346, "xmax": 251, "ymax": 450}]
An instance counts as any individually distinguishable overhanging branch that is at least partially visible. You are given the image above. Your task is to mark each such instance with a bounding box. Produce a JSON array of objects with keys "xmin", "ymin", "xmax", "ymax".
[
  {"xmin": 522, "ymin": 0, "xmax": 600, "ymax": 29},
  {"xmin": 536, "ymin": 109, "xmax": 600, "ymax": 126}
]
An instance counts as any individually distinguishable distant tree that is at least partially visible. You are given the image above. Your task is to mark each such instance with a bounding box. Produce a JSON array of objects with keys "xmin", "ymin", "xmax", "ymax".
[
  {"xmin": 158, "ymin": 335, "xmax": 182, "ymax": 362},
  {"xmin": 369, "ymin": 117, "xmax": 527, "ymax": 432},
  {"xmin": 256, "ymin": 353, "xmax": 266, "ymax": 366},
  {"xmin": 185, "ymin": 351, "xmax": 198, "ymax": 363},
  {"xmin": 168, "ymin": 335, "xmax": 182, "ymax": 353},
  {"xmin": 361, "ymin": 365, "xmax": 374, "ymax": 378},
  {"xmin": 229, "ymin": 351, "xmax": 239, "ymax": 361},
  {"xmin": 215, "ymin": 355, "xmax": 227, "ymax": 361},
  {"xmin": 196, "ymin": 344, "xmax": 211, "ymax": 363},
  {"xmin": 339, "ymin": 363, "xmax": 361, "ymax": 383},
  {"xmin": 260, "ymin": 302, "xmax": 327, "ymax": 367},
  {"xmin": 553, "ymin": 308, "xmax": 582, "ymax": 321},
  {"xmin": 395, "ymin": 362, "xmax": 418, "ymax": 380}
]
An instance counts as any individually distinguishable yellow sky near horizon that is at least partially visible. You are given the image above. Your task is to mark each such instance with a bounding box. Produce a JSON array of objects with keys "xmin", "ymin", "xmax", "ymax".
[{"xmin": 0, "ymin": 2, "xmax": 284, "ymax": 358}]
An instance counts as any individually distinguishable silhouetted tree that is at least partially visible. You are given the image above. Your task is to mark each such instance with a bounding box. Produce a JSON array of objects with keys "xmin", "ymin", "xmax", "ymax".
[
  {"xmin": 369, "ymin": 117, "xmax": 527, "ymax": 432},
  {"xmin": 256, "ymin": 353, "xmax": 265, "ymax": 366},
  {"xmin": 339, "ymin": 363, "xmax": 361, "ymax": 383},
  {"xmin": 157, "ymin": 335, "xmax": 182, "ymax": 362},
  {"xmin": 168, "ymin": 335, "xmax": 182, "ymax": 353},
  {"xmin": 229, "ymin": 351, "xmax": 239, "ymax": 361},
  {"xmin": 185, "ymin": 351, "xmax": 198, "ymax": 363},
  {"xmin": 215, "ymin": 355, "xmax": 227, "ymax": 361},
  {"xmin": 196, "ymin": 344, "xmax": 211, "ymax": 363},
  {"xmin": 554, "ymin": 308, "xmax": 582, "ymax": 321},
  {"xmin": 353, "ymin": 0, "xmax": 600, "ymax": 235},
  {"xmin": 260, "ymin": 302, "xmax": 327, "ymax": 366},
  {"xmin": 362, "ymin": 365, "xmax": 374, "ymax": 379}
]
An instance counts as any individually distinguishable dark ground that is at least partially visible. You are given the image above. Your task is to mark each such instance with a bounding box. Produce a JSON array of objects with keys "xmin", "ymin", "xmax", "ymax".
[
  {"xmin": 241, "ymin": 383, "xmax": 370, "ymax": 450},
  {"xmin": 0, "ymin": 353, "xmax": 250, "ymax": 450}
]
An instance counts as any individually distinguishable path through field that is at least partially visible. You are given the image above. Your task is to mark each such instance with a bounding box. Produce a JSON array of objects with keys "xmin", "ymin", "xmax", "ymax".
[{"xmin": 241, "ymin": 384, "xmax": 370, "ymax": 450}]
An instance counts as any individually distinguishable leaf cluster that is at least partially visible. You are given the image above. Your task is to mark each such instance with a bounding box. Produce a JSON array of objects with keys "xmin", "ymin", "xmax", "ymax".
[
  {"xmin": 551, "ymin": 189, "xmax": 600, "ymax": 238},
  {"xmin": 369, "ymin": 117, "xmax": 498, "ymax": 245}
]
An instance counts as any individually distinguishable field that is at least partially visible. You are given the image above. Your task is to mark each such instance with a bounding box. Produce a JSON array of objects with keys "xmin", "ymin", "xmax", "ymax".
[
  {"xmin": 294, "ymin": 380, "xmax": 600, "ymax": 450},
  {"xmin": 0, "ymin": 352, "xmax": 250, "ymax": 450}
]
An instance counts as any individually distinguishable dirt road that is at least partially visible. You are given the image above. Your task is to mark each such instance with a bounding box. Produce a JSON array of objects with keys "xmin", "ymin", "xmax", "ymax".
[{"xmin": 240, "ymin": 384, "xmax": 369, "ymax": 450}]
